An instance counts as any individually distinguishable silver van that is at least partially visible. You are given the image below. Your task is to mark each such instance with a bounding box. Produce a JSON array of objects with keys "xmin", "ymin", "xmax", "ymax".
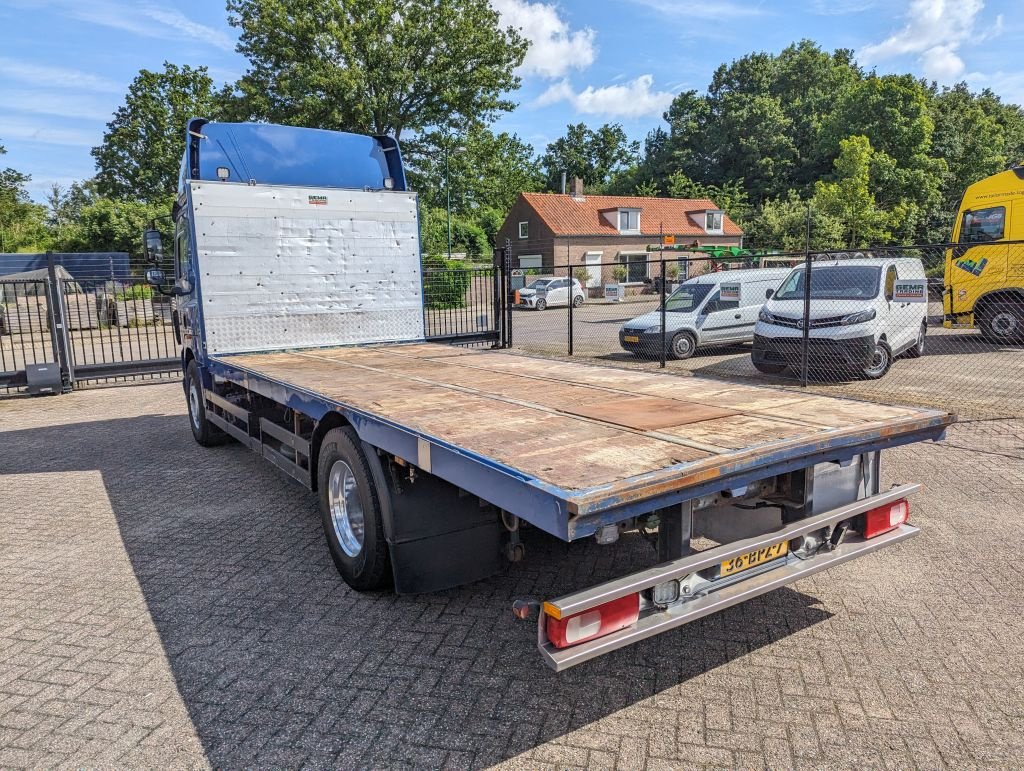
[{"xmin": 619, "ymin": 268, "xmax": 791, "ymax": 359}]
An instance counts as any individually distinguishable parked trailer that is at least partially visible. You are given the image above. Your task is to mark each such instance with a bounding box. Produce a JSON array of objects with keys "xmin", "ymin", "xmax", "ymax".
[{"xmin": 147, "ymin": 119, "xmax": 952, "ymax": 670}]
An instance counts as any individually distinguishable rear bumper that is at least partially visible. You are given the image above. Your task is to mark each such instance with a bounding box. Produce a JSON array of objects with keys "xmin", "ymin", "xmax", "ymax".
[
  {"xmin": 752, "ymin": 333, "xmax": 874, "ymax": 370},
  {"xmin": 538, "ymin": 484, "xmax": 919, "ymax": 671}
]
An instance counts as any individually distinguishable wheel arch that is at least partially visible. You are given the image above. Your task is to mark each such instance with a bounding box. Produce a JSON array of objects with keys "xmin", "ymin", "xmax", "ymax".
[
  {"xmin": 974, "ymin": 287, "xmax": 1024, "ymax": 317},
  {"xmin": 310, "ymin": 411, "xmax": 353, "ymax": 491}
]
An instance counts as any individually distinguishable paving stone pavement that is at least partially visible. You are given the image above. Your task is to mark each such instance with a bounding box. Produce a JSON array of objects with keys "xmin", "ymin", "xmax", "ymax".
[{"xmin": 2, "ymin": 382, "xmax": 1024, "ymax": 770}]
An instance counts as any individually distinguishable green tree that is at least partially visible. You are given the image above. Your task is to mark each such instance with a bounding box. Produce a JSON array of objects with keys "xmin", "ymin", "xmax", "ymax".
[
  {"xmin": 540, "ymin": 123, "xmax": 640, "ymax": 192},
  {"xmin": 227, "ymin": 0, "xmax": 524, "ymax": 140},
  {"xmin": 744, "ymin": 191, "xmax": 844, "ymax": 251},
  {"xmin": 52, "ymin": 196, "xmax": 171, "ymax": 265},
  {"xmin": 812, "ymin": 135, "xmax": 891, "ymax": 247},
  {"xmin": 0, "ymin": 143, "xmax": 49, "ymax": 252},
  {"xmin": 92, "ymin": 63, "xmax": 221, "ymax": 203},
  {"xmin": 666, "ymin": 173, "xmax": 752, "ymax": 228}
]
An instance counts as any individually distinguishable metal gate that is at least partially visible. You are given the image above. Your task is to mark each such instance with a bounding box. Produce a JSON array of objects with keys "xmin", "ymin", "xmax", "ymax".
[{"xmin": 1, "ymin": 252, "xmax": 182, "ymax": 395}]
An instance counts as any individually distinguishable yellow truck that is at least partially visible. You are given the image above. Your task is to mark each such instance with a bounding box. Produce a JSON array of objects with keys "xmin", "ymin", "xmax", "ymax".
[{"xmin": 945, "ymin": 167, "xmax": 1024, "ymax": 341}]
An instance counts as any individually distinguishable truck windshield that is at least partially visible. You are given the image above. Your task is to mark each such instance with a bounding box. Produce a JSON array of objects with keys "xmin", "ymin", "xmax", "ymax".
[
  {"xmin": 664, "ymin": 283, "xmax": 713, "ymax": 312},
  {"xmin": 774, "ymin": 266, "xmax": 881, "ymax": 300}
]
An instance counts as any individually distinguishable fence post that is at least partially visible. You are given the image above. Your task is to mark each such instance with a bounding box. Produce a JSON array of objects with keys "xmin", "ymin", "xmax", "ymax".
[
  {"xmin": 504, "ymin": 238, "xmax": 513, "ymax": 348},
  {"xmin": 567, "ymin": 240, "xmax": 573, "ymax": 356},
  {"xmin": 800, "ymin": 252, "xmax": 812, "ymax": 388},
  {"xmin": 45, "ymin": 251, "xmax": 74, "ymax": 391},
  {"xmin": 660, "ymin": 258, "xmax": 667, "ymax": 368},
  {"xmin": 492, "ymin": 248, "xmax": 502, "ymax": 349}
]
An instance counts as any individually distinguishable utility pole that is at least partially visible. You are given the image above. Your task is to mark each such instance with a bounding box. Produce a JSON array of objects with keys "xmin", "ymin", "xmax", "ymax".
[{"xmin": 445, "ymin": 142, "xmax": 453, "ymax": 260}]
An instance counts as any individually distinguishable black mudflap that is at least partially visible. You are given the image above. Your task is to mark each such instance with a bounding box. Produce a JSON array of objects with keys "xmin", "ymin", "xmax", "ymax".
[{"xmin": 362, "ymin": 442, "xmax": 502, "ymax": 594}]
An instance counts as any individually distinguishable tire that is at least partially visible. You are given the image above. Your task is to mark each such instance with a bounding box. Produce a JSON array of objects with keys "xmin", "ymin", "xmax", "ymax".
[
  {"xmin": 978, "ymin": 303, "xmax": 1024, "ymax": 344},
  {"xmin": 861, "ymin": 340, "xmax": 892, "ymax": 380},
  {"xmin": 317, "ymin": 427, "xmax": 391, "ymax": 591},
  {"xmin": 905, "ymin": 323, "xmax": 926, "ymax": 358},
  {"xmin": 535, "ymin": 298, "xmax": 547, "ymax": 311},
  {"xmin": 572, "ymin": 294, "xmax": 584, "ymax": 308},
  {"xmin": 668, "ymin": 331, "xmax": 697, "ymax": 360},
  {"xmin": 752, "ymin": 358, "xmax": 787, "ymax": 375},
  {"xmin": 185, "ymin": 360, "xmax": 226, "ymax": 447}
]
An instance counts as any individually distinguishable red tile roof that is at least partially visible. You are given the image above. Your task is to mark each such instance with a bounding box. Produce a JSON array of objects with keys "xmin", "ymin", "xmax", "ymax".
[{"xmin": 520, "ymin": 192, "xmax": 743, "ymax": 237}]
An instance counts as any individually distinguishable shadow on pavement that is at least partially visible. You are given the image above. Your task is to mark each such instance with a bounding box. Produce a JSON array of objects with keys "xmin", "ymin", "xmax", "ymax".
[{"xmin": 1, "ymin": 414, "xmax": 832, "ymax": 768}]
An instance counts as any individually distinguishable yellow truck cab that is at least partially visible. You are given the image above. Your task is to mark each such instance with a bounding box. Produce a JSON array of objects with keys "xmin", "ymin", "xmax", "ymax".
[{"xmin": 945, "ymin": 166, "xmax": 1024, "ymax": 342}]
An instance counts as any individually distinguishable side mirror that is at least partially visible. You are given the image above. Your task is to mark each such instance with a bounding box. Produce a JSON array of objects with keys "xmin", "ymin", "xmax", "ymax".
[
  {"xmin": 765, "ymin": 288, "xmax": 774, "ymax": 299},
  {"xmin": 143, "ymin": 229, "xmax": 164, "ymax": 265},
  {"xmin": 145, "ymin": 268, "xmax": 166, "ymax": 285}
]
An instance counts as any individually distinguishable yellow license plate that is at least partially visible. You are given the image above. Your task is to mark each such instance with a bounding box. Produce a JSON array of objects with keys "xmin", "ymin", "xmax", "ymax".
[
  {"xmin": 624, "ymin": 335, "xmax": 640, "ymax": 343},
  {"xmin": 720, "ymin": 540, "xmax": 789, "ymax": 577}
]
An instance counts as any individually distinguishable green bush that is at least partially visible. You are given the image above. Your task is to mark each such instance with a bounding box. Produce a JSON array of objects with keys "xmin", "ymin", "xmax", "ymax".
[
  {"xmin": 115, "ymin": 283, "xmax": 153, "ymax": 300},
  {"xmin": 422, "ymin": 256, "xmax": 472, "ymax": 309}
]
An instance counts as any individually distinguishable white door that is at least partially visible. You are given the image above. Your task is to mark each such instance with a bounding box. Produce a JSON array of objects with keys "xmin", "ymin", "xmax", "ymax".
[
  {"xmin": 546, "ymin": 278, "xmax": 569, "ymax": 306},
  {"xmin": 583, "ymin": 252, "xmax": 602, "ymax": 288},
  {"xmin": 698, "ymin": 291, "xmax": 745, "ymax": 343},
  {"xmin": 883, "ymin": 264, "xmax": 918, "ymax": 351}
]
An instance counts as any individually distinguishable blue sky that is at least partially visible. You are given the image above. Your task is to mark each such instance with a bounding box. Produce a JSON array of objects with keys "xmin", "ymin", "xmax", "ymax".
[{"xmin": 2, "ymin": 0, "xmax": 1022, "ymax": 201}]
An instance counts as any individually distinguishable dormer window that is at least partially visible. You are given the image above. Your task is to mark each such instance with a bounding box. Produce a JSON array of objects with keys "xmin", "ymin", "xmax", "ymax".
[
  {"xmin": 618, "ymin": 208, "xmax": 640, "ymax": 234},
  {"xmin": 705, "ymin": 210, "xmax": 724, "ymax": 234}
]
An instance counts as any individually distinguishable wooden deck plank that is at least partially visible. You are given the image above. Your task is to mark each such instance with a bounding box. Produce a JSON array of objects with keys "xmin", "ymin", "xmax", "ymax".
[{"xmin": 217, "ymin": 343, "xmax": 950, "ymax": 495}]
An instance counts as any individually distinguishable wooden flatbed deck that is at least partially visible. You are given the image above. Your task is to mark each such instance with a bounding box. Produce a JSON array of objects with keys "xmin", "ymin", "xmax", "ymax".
[{"xmin": 213, "ymin": 343, "xmax": 952, "ymax": 526}]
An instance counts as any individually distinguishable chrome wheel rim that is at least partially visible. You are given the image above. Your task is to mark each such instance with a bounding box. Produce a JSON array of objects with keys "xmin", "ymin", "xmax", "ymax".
[
  {"xmin": 188, "ymin": 382, "xmax": 201, "ymax": 430},
  {"xmin": 991, "ymin": 311, "xmax": 1018, "ymax": 337},
  {"xmin": 918, "ymin": 327, "xmax": 926, "ymax": 354},
  {"xmin": 328, "ymin": 460, "xmax": 364, "ymax": 558}
]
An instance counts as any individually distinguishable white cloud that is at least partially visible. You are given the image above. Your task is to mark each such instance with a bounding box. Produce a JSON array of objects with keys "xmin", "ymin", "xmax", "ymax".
[
  {"xmin": 15, "ymin": 0, "xmax": 235, "ymax": 52},
  {"xmin": 0, "ymin": 58, "xmax": 122, "ymax": 94},
  {"xmin": 0, "ymin": 90, "xmax": 111, "ymax": 122},
  {"xmin": 628, "ymin": 0, "xmax": 769, "ymax": 20},
  {"xmin": 536, "ymin": 74, "xmax": 674, "ymax": 118},
  {"xmin": 492, "ymin": 0, "xmax": 596, "ymax": 78},
  {"xmin": 0, "ymin": 118, "xmax": 98, "ymax": 147},
  {"xmin": 859, "ymin": 0, "xmax": 997, "ymax": 82}
]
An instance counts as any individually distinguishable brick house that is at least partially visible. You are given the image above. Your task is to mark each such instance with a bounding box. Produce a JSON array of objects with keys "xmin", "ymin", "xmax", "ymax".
[{"xmin": 495, "ymin": 180, "xmax": 744, "ymax": 294}]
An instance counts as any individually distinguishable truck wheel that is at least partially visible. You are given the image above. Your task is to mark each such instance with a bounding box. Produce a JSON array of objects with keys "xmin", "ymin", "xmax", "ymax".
[
  {"xmin": 979, "ymin": 305, "xmax": 1024, "ymax": 344},
  {"xmin": 905, "ymin": 323, "xmax": 926, "ymax": 358},
  {"xmin": 535, "ymin": 298, "xmax": 547, "ymax": 311},
  {"xmin": 862, "ymin": 341, "xmax": 892, "ymax": 380},
  {"xmin": 668, "ymin": 331, "xmax": 696, "ymax": 360},
  {"xmin": 317, "ymin": 427, "xmax": 391, "ymax": 591},
  {"xmin": 185, "ymin": 361, "xmax": 226, "ymax": 447}
]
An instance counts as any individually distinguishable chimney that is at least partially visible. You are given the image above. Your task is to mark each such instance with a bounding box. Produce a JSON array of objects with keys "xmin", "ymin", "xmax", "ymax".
[{"xmin": 570, "ymin": 177, "xmax": 584, "ymax": 199}]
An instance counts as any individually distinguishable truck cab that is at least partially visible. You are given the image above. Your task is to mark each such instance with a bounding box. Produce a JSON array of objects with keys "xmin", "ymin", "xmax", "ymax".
[{"xmin": 945, "ymin": 166, "xmax": 1024, "ymax": 342}]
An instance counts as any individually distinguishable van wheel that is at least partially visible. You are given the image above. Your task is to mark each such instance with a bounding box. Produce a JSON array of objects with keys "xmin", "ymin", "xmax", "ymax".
[
  {"xmin": 905, "ymin": 324, "xmax": 926, "ymax": 358},
  {"xmin": 979, "ymin": 305, "xmax": 1024, "ymax": 344},
  {"xmin": 317, "ymin": 427, "xmax": 391, "ymax": 592},
  {"xmin": 862, "ymin": 341, "xmax": 892, "ymax": 380},
  {"xmin": 185, "ymin": 361, "xmax": 226, "ymax": 447},
  {"xmin": 535, "ymin": 298, "xmax": 547, "ymax": 311},
  {"xmin": 668, "ymin": 331, "xmax": 696, "ymax": 360}
]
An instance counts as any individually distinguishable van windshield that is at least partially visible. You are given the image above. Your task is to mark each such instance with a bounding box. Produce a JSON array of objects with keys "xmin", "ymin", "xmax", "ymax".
[
  {"xmin": 774, "ymin": 266, "xmax": 881, "ymax": 301},
  {"xmin": 664, "ymin": 283, "xmax": 713, "ymax": 312}
]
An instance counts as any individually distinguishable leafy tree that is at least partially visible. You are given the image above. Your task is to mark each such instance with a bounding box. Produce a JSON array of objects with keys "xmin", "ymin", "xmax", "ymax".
[
  {"xmin": 92, "ymin": 63, "xmax": 221, "ymax": 203},
  {"xmin": 666, "ymin": 173, "xmax": 752, "ymax": 227},
  {"xmin": 744, "ymin": 191, "xmax": 844, "ymax": 251},
  {"xmin": 540, "ymin": 123, "xmax": 640, "ymax": 192},
  {"xmin": 227, "ymin": 0, "xmax": 524, "ymax": 140},
  {"xmin": 418, "ymin": 206, "xmax": 490, "ymax": 260},
  {"xmin": 812, "ymin": 135, "xmax": 891, "ymax": 247},
  {"xmin": 52, "ymin": 196, "xmax": 172, "ymax": 265},
  {"xmin": 0, "ymin": 143, "xmax": 49, "ymax": 252}
]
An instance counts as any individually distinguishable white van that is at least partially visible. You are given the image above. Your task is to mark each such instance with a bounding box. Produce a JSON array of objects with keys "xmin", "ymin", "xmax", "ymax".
[
  {"xmin": 752, "ymin": 257, "xmax": 928, "ymax": 379},
  {"xmin": 619, "ymin": 268, "xmax": 791, "ymax": 359}
]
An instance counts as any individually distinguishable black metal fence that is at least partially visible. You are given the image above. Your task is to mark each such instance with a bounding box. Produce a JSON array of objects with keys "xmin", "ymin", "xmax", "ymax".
[
  {"xmin": 422, "ymin": 265, "xmax": 500, "ymax": 344},
  {"xmin": 1, "ymin": 252, "xmax": 182, "ymax": 395},
  {"xmin": 503, "ymin": 241, "xmax": 1024, "ymax": 457}
]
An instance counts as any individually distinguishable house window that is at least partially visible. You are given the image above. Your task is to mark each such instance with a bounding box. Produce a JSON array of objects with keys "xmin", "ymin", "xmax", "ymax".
[
  {"xmin": 518, "ymin": 254, "xmax": 542, "ymax": 269},
  {"xmin": 618, "ymin": 253, "xmax": 649, "ymax": 283},
  {"xmin": 618, "ymin": 209, "xmax": 640, "ymax": 233},
  {"xmin": 705, "ymin": 210, "xmax": 724, "ymax": 233},
  {"xmin": 518, "ymin": 221, "xmax": 529, "ymax": 239}
]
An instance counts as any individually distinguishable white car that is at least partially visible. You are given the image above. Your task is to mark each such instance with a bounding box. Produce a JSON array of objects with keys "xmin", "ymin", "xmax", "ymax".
[
  {"xmin": 516, "ymin": 276, "xmax": 585, "ymax": 310},
  {"xmin": 619, "ymin": 268, "xmax": 791, "ymax": 359},
  {"xmin": 752, "ymin": 257, "xmax": 928, "ymax": 379}
]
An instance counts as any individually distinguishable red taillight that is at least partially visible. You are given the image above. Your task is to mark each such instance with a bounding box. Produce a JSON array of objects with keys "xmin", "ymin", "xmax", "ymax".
[
  {"xmin": 863, "ymin": 499, "xmax": 910, "ymax": 539},
  {"xmin": 545, "ymin": 594, "xmax": 640, "ymax": 649}
]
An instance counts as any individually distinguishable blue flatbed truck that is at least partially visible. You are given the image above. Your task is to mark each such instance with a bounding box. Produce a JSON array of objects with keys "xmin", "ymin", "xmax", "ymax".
[{"xmin": 144, "ymin": 119, "xmax": 952, "ymax": 671}]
